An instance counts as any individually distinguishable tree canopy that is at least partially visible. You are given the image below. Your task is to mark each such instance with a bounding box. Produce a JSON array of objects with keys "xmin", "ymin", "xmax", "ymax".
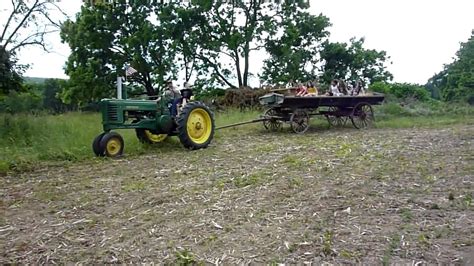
[
  {"xmin": 261, "ymin": 1, "xmax": 331, "ymax": 84},
  {"xmin": 0, "ymin": 0, "xmax": 65, "ymax": 94},
  {"xmin": 427, "ymin": 30, "xmax": 474, "ymax": 103},
  {"xmin": 60, "ymin": 0, "xmax": 180, "ymax": 105},
  {"xmin": 319, "ymin": 38, "xmax": 392, "ymax": 85},
  {"xmin": 57, "ymin": 1, "xmax": 393, "ymax": 104}
]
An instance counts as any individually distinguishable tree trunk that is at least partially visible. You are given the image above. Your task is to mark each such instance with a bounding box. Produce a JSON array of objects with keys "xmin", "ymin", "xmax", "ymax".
[
  {"xmin": 234, "ymin": 49, "xmax": 243, "ymax": 87},
  {"xmin": 243, "ymin": 43, "xmax": 250, "ymax": 87},
  {"xmin": 144, "ymin": 72, "xmax": 155, "ymax": 96}
]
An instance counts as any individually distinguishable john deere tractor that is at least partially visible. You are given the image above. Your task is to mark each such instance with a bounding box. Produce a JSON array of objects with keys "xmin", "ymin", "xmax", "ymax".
[{"xmin": 92, "ymin": 88, "xmax": 215, "ymax": 157}]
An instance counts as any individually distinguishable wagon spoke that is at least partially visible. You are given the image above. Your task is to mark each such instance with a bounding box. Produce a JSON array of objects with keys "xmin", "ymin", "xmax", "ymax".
[
  {"xmin": 263, "ymin": 108, "xmax": 282, "ymax": 131},
  {"xmin": 327, "ymin": 106, "xmax": 347, "ymax": 128},
  {"xmin": 351, "ymin": 103, "xmax": 374, "ymax": 129},
  {"xmin": 290, "ymin": 110, "xmax": 310, "ymax": 134}
]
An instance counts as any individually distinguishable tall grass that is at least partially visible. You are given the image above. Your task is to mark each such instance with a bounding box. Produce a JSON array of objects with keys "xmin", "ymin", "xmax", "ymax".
[
  {"xmin": 0, "ymin": 102, "xmax": 472, "ymax": 173},
  {"xmin": 1, "ymin": 113, "xmax": 94, "ymax": 170},
  {"xmin": 0, "ymin": 112, "xmax": 152, "ymax": 172}
]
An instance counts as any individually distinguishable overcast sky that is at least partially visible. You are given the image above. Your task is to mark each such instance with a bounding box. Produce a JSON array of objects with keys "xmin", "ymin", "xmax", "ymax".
[{"xmin": 14, "ymin": 0, "xmax": 474, "ymax": 85}]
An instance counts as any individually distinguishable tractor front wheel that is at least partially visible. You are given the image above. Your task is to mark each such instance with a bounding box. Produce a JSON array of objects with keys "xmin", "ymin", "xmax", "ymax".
[
  {"xmin": 92, "ymin": 132, "xmax": 106, "ymax": 156},
  {"xmin": 99, "ymin": 132, "xmax": 124, "ymax": 157},
  {"xmin": 177, "ymin": 101, "xmax": 215, "ymax": 150}
]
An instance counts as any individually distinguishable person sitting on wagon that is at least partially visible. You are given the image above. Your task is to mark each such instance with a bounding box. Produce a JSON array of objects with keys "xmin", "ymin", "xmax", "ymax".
[
  {"xmin": 353, "ymin": 80, "xmax": 365, "ymax": 95},
  {"xmin": 338, "ymin": 79, "xmax": 349, "ymax": 95},
  {"xmin": 306, "ymin": 81, "xmax": 318, "ymax": 96},
  {"xmin": 296, "ymin": 82, "xmax": 308, "ymax": 96},
  {"xmin": 329, "ymin": 79, "xmax": 343, "ymax": 96},
  {"xmin": 346, "ymin": 83, "xmax": 354, "ymax": 96}
]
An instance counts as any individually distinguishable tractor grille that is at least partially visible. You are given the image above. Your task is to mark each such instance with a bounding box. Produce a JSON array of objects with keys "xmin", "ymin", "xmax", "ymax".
[{"xmin": 107, "ymin": 103, "xmax": 118, "ymax": 121}]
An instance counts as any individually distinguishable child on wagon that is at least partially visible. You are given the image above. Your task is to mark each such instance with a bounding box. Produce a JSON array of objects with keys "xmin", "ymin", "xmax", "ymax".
[
  {"xmin": 295, "ymin": 82, "xmax": 308, "ymax": 96},
  {"xmin": 329, "ymin": 79, "xmax": 343, "ymax": 96}
]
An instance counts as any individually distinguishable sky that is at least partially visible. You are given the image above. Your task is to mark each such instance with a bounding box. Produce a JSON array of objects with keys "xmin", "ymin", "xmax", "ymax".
[{"xmin": 10, "ymin": 0, "xmax": 474, "ymax": 85}]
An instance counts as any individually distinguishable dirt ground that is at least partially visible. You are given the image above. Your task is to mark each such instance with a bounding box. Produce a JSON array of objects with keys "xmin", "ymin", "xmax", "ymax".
[{"xmin": 1, "ymin": 123, "xmax": 473, "ymax": 264}]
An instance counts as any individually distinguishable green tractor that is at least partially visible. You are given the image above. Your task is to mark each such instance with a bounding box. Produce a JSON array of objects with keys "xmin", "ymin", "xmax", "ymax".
[{"xmin": 92, "ymin": 85, "xmax": 215, "ymax": 157}]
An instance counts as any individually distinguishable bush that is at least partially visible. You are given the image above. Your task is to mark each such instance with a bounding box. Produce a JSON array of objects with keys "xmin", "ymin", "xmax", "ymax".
[
  {"xmin": 0, "ymin": 91, "xmax": 42, "ymax": 113},
  {"xmin": 370, "ymin": 81, "xmax": 391, "ymax": 94},
  {"xmin": 377, "ymin": 98, "xmax": 474, "ymax": 118},
  {"xmin": 369, "ymin": 82, "xmax": 430, "ymax": 102},
  {"xmin": 390, "ymin": 83, "xmax": 430, "ymax": 101}
]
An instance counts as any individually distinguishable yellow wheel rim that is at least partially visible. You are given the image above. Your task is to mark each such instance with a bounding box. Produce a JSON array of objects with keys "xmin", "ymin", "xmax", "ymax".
[
  {"xmin": 187, "ymin": 108, "xmax": 212, "ymax": 144},
  {"xmin": 144, "ymin": 130, "xmax": 167, "ymax": 143},
  {"xmin": 106, "ymin": 137, "xmax": 122, "ymax": 156}
]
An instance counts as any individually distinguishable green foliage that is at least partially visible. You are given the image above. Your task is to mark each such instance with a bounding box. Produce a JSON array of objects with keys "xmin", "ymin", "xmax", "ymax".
[
  {"xmin": 174, "ymin": 249, "xmax": 197, "ymax": 265},
  {"xmin": 42, "ymin": 79, "xmax": 75, "ymax": 113},
  {"xmin": 261, "ymin": 2, "xmax": 331, "ymax": 84},
  {"xmin": 0, "ymin": 78, "xmax": 74, "ymax": 114},
  {"xmin": 0, "ymin": 90, "xmax": 42, "ymax": 113},
  {"xmin": 1, "ymin": 1, "xmax": 65, "ymax": 95},
  {"xmin": 0, "ymin": 48, "xmax": 24, "ymax": 95},
  {"xmin": 376, "ymin": 97, "xmax": 473, "ymax": 119},
  {"xmin": 369, "ymin": 81, "xmax": 391, "ymax": 94},
  {"xmin": 0, "ymin": 113, "xmax": 103, "ymax": 170},
  {"xmin": 0, "ymin": 104, "xmax": 471, "ymax": 171},
  {"xmin": 320, "ymin": 38, "xmax": 392, "ymax": 85},
  {"xmin": 370, "ymin": 82, "xmax": 430, "ymax": 102},
  {"xmin": 193, "ymin": 0, "xmax": 283, "ymax": 88},
  {"xmin": 194, "ymin": 88, "xmax": 226, "ymax": 100},
  {"xmin": 427, "ymin": 30, "xmax": 474, "ymax": 103},
  {"xmin": 61, "ymin": 1, "xmax": 178, "ymax": 105}
]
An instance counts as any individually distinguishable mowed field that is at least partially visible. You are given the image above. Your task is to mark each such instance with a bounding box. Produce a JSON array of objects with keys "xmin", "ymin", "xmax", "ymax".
[{"xmin": 1, "ymin": 121, "xmax": 473, "ymax": 264}]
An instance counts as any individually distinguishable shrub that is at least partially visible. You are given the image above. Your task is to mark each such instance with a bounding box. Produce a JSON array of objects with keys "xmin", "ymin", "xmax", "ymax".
[
  {"xmin": 370, "ymin": 81, "xmax": 391, "ymax": 94},
  {"xmin": 369, "ymin": 82, "xmax": 430, "ymax": 102},
  {"xmin": 0, "ymin": 91, "xmax": 42, "ymax": 113}
]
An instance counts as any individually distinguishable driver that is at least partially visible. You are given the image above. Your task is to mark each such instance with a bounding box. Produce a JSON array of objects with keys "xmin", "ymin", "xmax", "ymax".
[{"xmin": 164, "ymin": 80, "xmax": 181, "ymax": 117}]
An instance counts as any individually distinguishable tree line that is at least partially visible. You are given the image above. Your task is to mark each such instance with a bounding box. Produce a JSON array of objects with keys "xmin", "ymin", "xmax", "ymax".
[
  {"xmin": 59, "ymin": 0, "xmax": 393, "ymax": 106},
  {"xmin": 0, "ymin": 0, "xmax": 472, "ymax": 112}
]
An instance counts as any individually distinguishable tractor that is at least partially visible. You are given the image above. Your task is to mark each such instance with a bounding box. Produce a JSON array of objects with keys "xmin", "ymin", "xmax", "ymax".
[{"xmin": 92, "ymin": 84, "xmax": 215, "ymax": 157}]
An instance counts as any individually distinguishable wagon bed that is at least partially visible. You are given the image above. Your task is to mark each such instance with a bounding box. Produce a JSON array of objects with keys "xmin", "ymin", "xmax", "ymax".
[
  {"xmin": 259, "ymin": 93, "xmax": 385, "ymax": 108},
  {"xmin": 258, "ymin": 92, "xmax": 385, "ymax": 133}
]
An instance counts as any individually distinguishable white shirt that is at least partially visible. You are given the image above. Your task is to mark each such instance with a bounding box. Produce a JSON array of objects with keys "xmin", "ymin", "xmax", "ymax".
[{"xmin": 331, "ymin": 85, "xmax": 342, "ymax": 96}]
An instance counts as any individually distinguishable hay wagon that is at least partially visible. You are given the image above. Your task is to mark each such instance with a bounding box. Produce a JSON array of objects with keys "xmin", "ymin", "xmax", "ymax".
[{"xmin": 257, "ymin": 92, "xmax": 385, "ymax": 133}]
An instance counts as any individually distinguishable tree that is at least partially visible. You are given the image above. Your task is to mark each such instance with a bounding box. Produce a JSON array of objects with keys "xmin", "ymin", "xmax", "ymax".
[
  {"xmin": 191, "ymin": 0, "xmax": 276, "ymax": 88},
  {"xmin": 427, "ymin": 30, "xmax": 474, "ymax": 103},
  {"xmin": 261, "ymin": 1, "xmax": 331, "ymax": 84},
  {"xmin": 61, "ymin": 0, "xmax": 178, "ymax": 105},
  {"xmin": 319, "ymin": 38, "xmax": 392, "ymax": 85},
  {"xmin": 0, "ymin": 48, "xmax": 24, "ymax": 94},
  {"xmin": 0, "ymin": 0, "xmax": 66, "ymax": 94},
  {"xmin": 43, "ymin": 79, "xmax": 73, "ymax": 113}
]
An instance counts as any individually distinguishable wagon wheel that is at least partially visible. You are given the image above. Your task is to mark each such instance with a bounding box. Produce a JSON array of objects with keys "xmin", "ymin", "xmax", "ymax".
[
  {"xmin": 290, "ymin": 109, "xmax": 310, "ymax": 134},
  {"xmin": 351, "ymin": 103, "xmax": 374, "ymax": 129},
  {"xmin": 262, "ymin": 108, "xmax": 282, "ymax": 131},
  {"xmin": 326, "ymin": 106, "xmax": 347, "ymax": 127}
]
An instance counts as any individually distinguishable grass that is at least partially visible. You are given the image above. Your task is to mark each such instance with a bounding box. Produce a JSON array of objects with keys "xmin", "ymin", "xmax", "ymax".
[
  {"xmin": 1, "ymin": 113, "xmax": 472, "ymax": 264},
  {"xmin": 0, "ymin": 103, "xmax": 472, "ymax": 174},
  {"xmin": 382, "ymin": 234, "xmax": 401, "ymax": 265}
]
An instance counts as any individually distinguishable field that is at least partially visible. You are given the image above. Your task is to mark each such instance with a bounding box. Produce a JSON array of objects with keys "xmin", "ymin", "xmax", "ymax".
[{"xmin": 0, "ymin": 111, "xmax": 473, "ymax": 264}]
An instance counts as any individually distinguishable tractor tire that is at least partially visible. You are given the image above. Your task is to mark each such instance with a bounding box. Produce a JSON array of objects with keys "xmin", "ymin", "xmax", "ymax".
[
  {"xmin": 135, "ymin": 129, "xmax": 168, "ymax": 144},
  {"xmin": 92, "ymin": 132, "xmax": 106, "ymax": 156},
  {"xmin": 99, "ymin": 132, "xmax": 124, "ymax": 157},
  {"xmin": 176, "ymin": 101, "xmax": 215, "ymax": 150}
]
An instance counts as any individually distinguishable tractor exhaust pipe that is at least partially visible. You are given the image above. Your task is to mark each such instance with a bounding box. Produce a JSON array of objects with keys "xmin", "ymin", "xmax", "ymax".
[{"xmin": 117, "ymin": 76, "xmax": 123, "ymax": 99}]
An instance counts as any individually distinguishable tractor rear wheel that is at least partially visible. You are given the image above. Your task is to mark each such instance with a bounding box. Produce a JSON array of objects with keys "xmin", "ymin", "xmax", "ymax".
[
  {"xmin": 176, "ymin": 101, "xmax": 215, "ymax": 150},
  {"xmin": 99, "ymin": 132, "xmax": 124, "ymax": 157},
  {"xmin": 136, "ymin": 129, "xmax": 168, "ymax": 144}
]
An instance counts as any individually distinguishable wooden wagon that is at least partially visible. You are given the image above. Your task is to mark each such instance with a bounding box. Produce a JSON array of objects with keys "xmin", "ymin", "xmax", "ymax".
[{"xmin": 258, "ymin": 92, "xmax": 385, "ymax": 133}]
